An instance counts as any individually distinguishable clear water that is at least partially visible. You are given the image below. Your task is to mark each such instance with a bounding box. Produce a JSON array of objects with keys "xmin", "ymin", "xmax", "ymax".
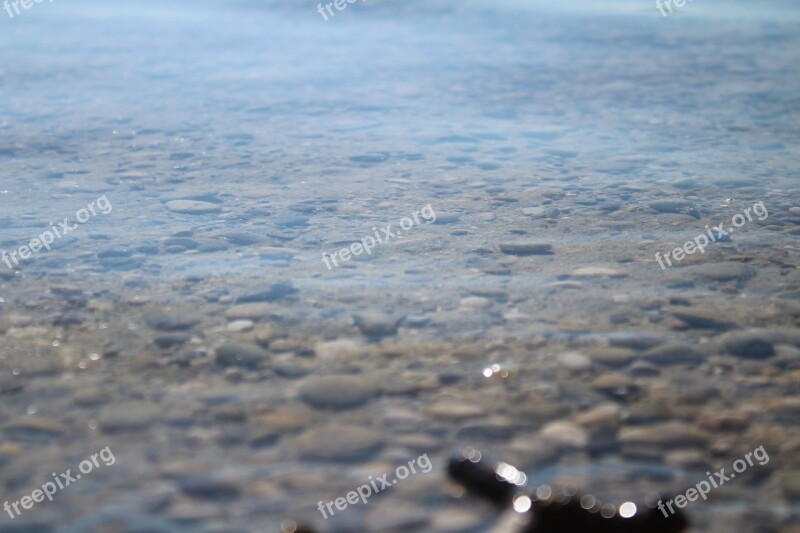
[{"xmin": 1, "ymin": 1, "xmax": 798, "ymax": 532}]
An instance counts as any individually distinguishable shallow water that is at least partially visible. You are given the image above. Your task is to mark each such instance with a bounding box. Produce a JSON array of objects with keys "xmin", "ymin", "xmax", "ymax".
[{"xmin": 1, "ymin": 0, "xmax": 799, "ymax": 532}]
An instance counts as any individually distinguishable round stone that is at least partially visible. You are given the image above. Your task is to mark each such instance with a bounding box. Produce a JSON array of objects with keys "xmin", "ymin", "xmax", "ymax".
[
  {"xmin": 297, "ymin": 425, "xmax": 383, "ymax": 461},
  {"xmin": 166, "ymin": 200, "xmax": 222, "ymax": 214},
  {"xmin": 298, "ymin": 375, "xmax": 379, "ymax": 410}
]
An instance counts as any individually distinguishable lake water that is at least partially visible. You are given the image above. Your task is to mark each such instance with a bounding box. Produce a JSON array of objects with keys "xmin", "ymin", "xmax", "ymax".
[{"xmin": 1, "ymin": 1, "xmax": 799, "ymax": 532}]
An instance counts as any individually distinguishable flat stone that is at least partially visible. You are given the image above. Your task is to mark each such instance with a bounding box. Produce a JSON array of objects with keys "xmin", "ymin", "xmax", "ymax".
[
  {"xmin": 256, "ymin": 406, "xmax": 314, "ymax": 433},
  {"xmin": 571, "ymin": 266, "xmax": 627, "ymax": 278},
  {"xmin": 620, "ymin": 422, "xmax": 710, "ymax": 449},
  {"xmin": 589, "ymin": 347, "xmax": 637, "ymax": 367},
  {"xmin": 3, "ymin": 417, "xmax": 64, "ymax": 441},
  {"xmin": 215, "ymin": 342, "xmax": 270, "ymax": 369},
  {"xmin": 223, "ymin": 232, "xmax": 263, "ymax": 245},
  {"xmin": 557, "ymin": 352, "xmax": 592, "ymax": 371},
  {"xmin": 499, "ymin": 243, "xmax": 554, "ymax": 256},
  {"xmin": 296, "ymin": 425, "xmax": 383, "ymax": 461},
  {"xmin": 226, "ymin": 319, "xmax": 254, "ymax": 332},
  {"xmin": 298, "ymin": 375, "xmax": 379, "ymax": 409},
  {"xmin": 672, "ymin": 309, "xmax": 735, "ymax": 330},
  {"xmin": 723, "ymin": 331, "xmax": 776, "ymax": 359},
  {"xmin": 366, "ymin": 505, "xmax": 430, "ymax": 531},
  {"xmin": 353, "ymin": 312, "xmax": 401, "ymax": 339},
  {"xmin": 607, "ymin": 332, "xmax": 664, "ymax": 350},
  {"xmin": 425, "ymin": 399, "xmax": 485, "ymax": 420},
  {"xmin": 684, "ymin": 262, "xmax": 757, "ymax": 283},
  {"xmin": 781, "ymin": 471, "xmax": 800, "ymax": 500},
  {"xmin": 642, "ymin": 343, "xmax": 704, "ymax": 365},
  {"xmin": 314, "ymin": 339, "xmax": 365, "ymax": 361},
  {"xmin": 540, "ymin": 421, "xmax": 589, "ymax": 449},
  {"xmin": 430, "ymin": 507, "xmax": 484, "ymax": 532},
  {"xmin": 649, "ymin": 200, "xmax": 701, "ymax": 219},
  {"xmin": 237, "ymin": 282, "xmax": 298, "ymax": 303},
  {"xmin": 592, "ymin": 373, "xmax": 640, "ymax": 401},
  {"xmin": 165, "ymin": 200, "xmax": 222, "ymax": 214},
  {"xmin": 224, "ymin": 303, "xmax": 276, "ymax": 320},
  {"xmin": 143, "ymin": 311, "xmax": 201, "ymax": 332},
  {"xmin": 456, "ymin": 420, "xmax": 515, "ymax": 440},
  {"xmin": 154, "ymin": 333, "xmax": 190, "ymax": 348},
  {"xmin": 177, "ymin": 475, "xmax": 241, "ymax": 500},
  {"xmin": 99, "ymin": 401, "xmax": 160, "ymax": 432}
]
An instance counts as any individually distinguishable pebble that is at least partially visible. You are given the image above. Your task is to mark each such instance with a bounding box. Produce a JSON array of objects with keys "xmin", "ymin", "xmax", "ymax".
[
  {"xmin": 649, "ymin": 199, "xmax": 701, "ymax": 219},
  {"xmin": 296, "ymin": 425, "xmax": 383, "ymax": 461},
  {"xmin": 225, "ymin": 303, "xmax": 276, "ymax": 320},
  {"xmin": 672, "ymin": 309, "xmax": 734, "ymax": 330},
  {"xmin": 353, "ymin": 312, "xmax": 401, "ymax": 339},
  {"xmin": 557, "ymin": 352, "xmax": 592, "ymax": 371},
  {"xmin": 256, "ymin": 406, "xmax": 314, "ymax": 433},
  {"xmin": 619, "ymin": 422, "xmax": 710, "ymax": 450},
  {"xmin": 313, "ymin": 339, "xmax": 364, "ymax": 361},
  {"xmin": 154, "ymin": 333, "xmax": 190, "ymax": 348},
  {"xmin": 571, "ymin": 266, "xmax": 627, "ymax": 278},
  {"xmin": 641, "ymin": 342, "xmax": 704, "ymax": 365},
  {"xmin": 456, "ymin": 420, "xmax": 515, "ymax": 440},
  {"xmin": 298, "ymin": 375, "xmax": 379, "ymax": 409},
  {"xmin": 522, "ymin": 206, "xmax": 560, "ymax": 219},
  {"xmin": 237, "ymin": 282, "xmax": 298, "ymax": 303},
  {"xmin": 429, "ymin": 507, "xmax": 484, "ymax": 532},
  {"xmin": 177, "ymin": 475, "xmax": 241, "ymax": 500},
  {"xmin": 274, "ymin": 215, "xmax": 309, "ymax": 228},
  {"xmin": 425, "ymin": 399, "xmax": 485, "ymax": 420},
  {"xmin": 685, "ymin": 262, "xmax": 757, "ymax": 283},
  {"xmin": 3, "ymin": 417, "xmax": 64, "ymax": 441},
  {"xmin": 498, "ymin": 243, "xmax": 554, "ymax": 255},
  {"xmin": 226, "ymin": 319, "xmax": 254, "ymax": 332},
  {"xmin": 215, "ymin": 342, "xmax": 270, "ymax": 369},
  {"xmin": 366, "ymin": 505, "xmax": 430, "ymax": 531},
  {"xmin": 781, "ymin": 471, "xmax": 800, "ymax": 500},
  {"xmin": 539, "ymin": 421, "xmax": 589, "ymax": 449},
  {"xmin": 143, "ymin": 311, "xmax": 201, "ymax": 332},
  {"xmin": 722, "ymin": 331, "xmax": 776, "ymax": 359},
  {"xmin": 99, "ymin": 401, "xmax": 161, "ymax": 432},
  {"xmin": 588, "ymin": 347, "xmax": 637, "ymax": 367},
  {"xmin": 607, "ymin": 332, "xmax": 664, "ymax": 350},
  {"xmin": 165, "ymin": 200, "xmax": 222, "ymax": 214},
  {"xmin": 591, "ymin": 373, "xmax": 640, "ymax": 401}
]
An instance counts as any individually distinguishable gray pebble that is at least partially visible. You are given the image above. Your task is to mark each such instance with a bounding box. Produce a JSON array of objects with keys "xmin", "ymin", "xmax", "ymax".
[
  {"xmin": 297, "ymin": 425, "xmax": 383, "ymax": 461},
  {"xmin": 642, "ymin": 343, "xmax": 704, "ymax": 365},
  {"xmin": 215, "ymin": 342, "xmax": 270, "ymax": 369},
  {"xmin": 498, "ymin": 243, "xmax": 554, "ymax": 255},
  {"xmin": 298, "ymin": 375, "xmax": 379, "ymax": 409}
]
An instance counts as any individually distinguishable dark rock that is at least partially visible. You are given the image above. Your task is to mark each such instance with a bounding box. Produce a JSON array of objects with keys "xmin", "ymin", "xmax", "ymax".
[
  {"xmin": 499, "ymin": 243, "xmax": 554, "ymax": 256},
  {"xmin": 177, "ymin": 475, "xmax": 241, "ymax": 501},
  {"xmin": 215, "ymin": 342, "xmax": 270, "ymax": 369},
  {"xmin": 649, "ymin": 200, "xmax": 701, "ymax": 219},
  {"xmin": 143, "ymin": 311, "xmax": 201, "ymax": 332},
  {"xmin": 237, "ymin": 282, "xmax": 298, "ymax": 303},
  {"xmin": 353, "ymin": 312, "xmax": 401, "ymax": 339},
  {"xmin": 723, "ymin": 332, "xmax": 775, "ymax": 359},
  {"xmin": 642, "ymin": 343, "xmax": 704, "ymax": 365}
]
